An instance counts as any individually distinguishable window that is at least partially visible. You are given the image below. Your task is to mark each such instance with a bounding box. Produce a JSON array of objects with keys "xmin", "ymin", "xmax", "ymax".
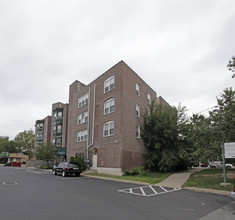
[
  {"xmin": 77, "ymin": 130, "xmax": 88, "ymax": 142},
  {"xmin": 147, "ymin": 93, "xmax": 151, "ymax": 104},
  {"xmin": 56, "ymin": 138, "xmax": 62, "ymax": 147},
  {"xmin": 136, "ymin": 83, "xmax": 140, "ymax": 96},
  {"xmin": 57, "ymin": 111, "xmax": 63, "ymax": 119},
  {"xmin": 136, "ymin": 125, "xmax": 140, "ymax": 138},
  {"xmin": 136, "ymin": 104, "xmax": 140, "ymax": 117},
  {"xmin": 103, "ymin": 121, "xmax": 114, "ymax": 137},
  {"xmin": 37, "ymin": 123, "xmax": 44, "ymax": 129},
  {"xmin": 57, "ymin": 125, "xmax": 62, "ymax": 133},
  {"xmin": 78, "ymin": 93, "xmax": 89, "ymax": 108},
  {"xmin": 104, "ymin": 98, "xmax": 115, "ymax": 115},
  {"xmin": 104, "ymin": 76, "xmax": 115, "ymax": 93},
  {"xmin": 77, "ymin": 111, "xmax": 88, "ymax": 125}
]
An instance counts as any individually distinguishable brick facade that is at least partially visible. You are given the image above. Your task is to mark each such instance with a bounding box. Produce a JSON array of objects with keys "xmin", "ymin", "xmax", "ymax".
[{"xmin": 67, "ymin": 61, "xmax": 158, "ymax": 175}]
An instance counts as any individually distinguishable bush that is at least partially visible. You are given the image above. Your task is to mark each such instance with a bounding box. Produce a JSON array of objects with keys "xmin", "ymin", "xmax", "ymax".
[
  {"xmin": 124, "ymin": 166, "xmax": 149, "ymax": 176},
  {"xmin": 40, "ymin": 165, "xmax": 53, "ymax": 169},
  {"xmin": 70, "ymin": 155, "xmax": 86, "ymax": 171}
]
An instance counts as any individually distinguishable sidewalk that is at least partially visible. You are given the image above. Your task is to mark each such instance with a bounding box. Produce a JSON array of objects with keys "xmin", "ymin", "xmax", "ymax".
[
  {"xmin": 154, "ymin": 168, "xmax": 229, "ymax": 195},
  {"xmin": 155, "ymin": 169, "xmax": 199, "ymax": 188}
]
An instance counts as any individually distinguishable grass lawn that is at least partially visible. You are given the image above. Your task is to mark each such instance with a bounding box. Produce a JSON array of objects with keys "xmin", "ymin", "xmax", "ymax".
[
  {"xmin": 87, "ymin": 172, "xmax": 172, "ymax": 185},
  {"xmin": 183, "ymin": 168, "xmax": 235, "ymax": 191}
]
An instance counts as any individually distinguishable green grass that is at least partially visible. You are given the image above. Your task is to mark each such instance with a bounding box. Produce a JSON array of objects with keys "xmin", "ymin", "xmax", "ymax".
[
  {"xmin": 87, "ymin": 172, "xmax": 172, "ymax": 184},
  {"xmin": 183, "ymin": 168, "xmax": 235, "ymax": 191}
]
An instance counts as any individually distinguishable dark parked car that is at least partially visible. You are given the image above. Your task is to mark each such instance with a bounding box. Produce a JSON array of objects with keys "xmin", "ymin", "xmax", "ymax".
[{"xmin": 52, "ymin": 162, "xmax": 83, "ymax": 177}]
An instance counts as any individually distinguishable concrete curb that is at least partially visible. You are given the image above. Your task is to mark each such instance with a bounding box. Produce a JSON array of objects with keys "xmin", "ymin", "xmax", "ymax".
[
  {"xmin": 84, "ymin": 174, "xmax": 150, "ymax": 185},
  {"xmin": 184, "ymin": 187, "xmax": 230, "ymax": 195}
]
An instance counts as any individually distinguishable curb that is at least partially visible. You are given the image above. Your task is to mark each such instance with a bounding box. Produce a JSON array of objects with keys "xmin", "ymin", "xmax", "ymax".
[{"xmin": 184, "ymin": 187, "xmax": 230, "ymax": 195}]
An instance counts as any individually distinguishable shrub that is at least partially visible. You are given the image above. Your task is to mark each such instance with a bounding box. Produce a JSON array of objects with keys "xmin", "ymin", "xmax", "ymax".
[
  {"xmin": 70, "ymin": 155, "xmax": 86, "ymax": 171},
  {"xmin": 124, "ymin": 166, "xmax": 149, "ymax": 176}
]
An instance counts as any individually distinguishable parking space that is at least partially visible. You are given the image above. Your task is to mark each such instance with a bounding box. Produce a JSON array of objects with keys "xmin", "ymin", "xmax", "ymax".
[{"xmin": 118, "ymin": 185, "xmax": 181, "ymax": 197}]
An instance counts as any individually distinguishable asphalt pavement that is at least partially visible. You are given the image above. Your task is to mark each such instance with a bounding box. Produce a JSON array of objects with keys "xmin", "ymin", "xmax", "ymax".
[{"xmin": 0, "ymin": 166, "xmax": 234, "ymax": 220}]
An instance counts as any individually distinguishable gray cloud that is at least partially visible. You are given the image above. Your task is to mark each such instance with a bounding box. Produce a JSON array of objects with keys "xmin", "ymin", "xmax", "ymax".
[{"xmin": 0, "ymin": 0, "xmax": 235, "ymax": 139}]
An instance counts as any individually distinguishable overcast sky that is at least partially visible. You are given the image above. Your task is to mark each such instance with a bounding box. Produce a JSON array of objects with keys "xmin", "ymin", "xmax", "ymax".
[{"xmin": 0, "ymin": 0, "xmax": 234, "ymax": 140}]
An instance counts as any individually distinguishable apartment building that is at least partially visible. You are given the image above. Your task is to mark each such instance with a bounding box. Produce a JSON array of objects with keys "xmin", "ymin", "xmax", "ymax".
[
  {"xmin": 35, "ymin": 116, "xmax": 52, "ymax": 147},
  {"xmin": 67, "ymin": 61, "xmax": 162, "ymax": 175},
  {"xmin": 51, "ymin": 102, "xmax": 69, "ymax": 162}
]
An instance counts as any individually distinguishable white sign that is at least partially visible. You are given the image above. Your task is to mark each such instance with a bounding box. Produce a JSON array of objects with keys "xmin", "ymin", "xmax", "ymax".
[{"xmin": 224, "ymin": 142, "xmax": 235, "ymax": 158}]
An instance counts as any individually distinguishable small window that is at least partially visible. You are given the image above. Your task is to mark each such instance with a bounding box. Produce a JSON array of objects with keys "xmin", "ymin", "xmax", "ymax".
[
  {"xmin": 57, "ymin": 111, "xmax": 63, "ymax": 119},
  {"xmin": 136, "ymin": 125, "xmax": 140, "ymax": 138},
  {"xmin": 104, "ymin": 76, "xmax": 115, "ymax": 93},
  {"xmin": 56, "ymin": 138, "xmax": 62, "ymax": 147},
  {"xmin": 103, "ymin": 121, "xmax": 114, "ymax": 137},
  {"xmin": 147, "ymin": 93, "xmax": 151, "ymax": 104},
  {"xmin": 104, "ymin": 98, "xmax": 115, "ymax": 115},
  {"xmin": 136, "ymin": 104, "xmax": 140, "ymax": 117},
  {"xmin": 77, "ymin": 130, "xmax": 88, "ymax": 142},
  {"xmin": 136, "ymin": 83, "xmax": 140, "ymax": 96},
  {"xmin": 57, "ymin": 125, "xmax": 62, "ymax": 133},
  {"xmin": 78, "ymin": 93, "xmax": 89, "ymax": 108},
  {"xmin": 77, "ymin": 111, "xmax": 88, "ymax": 125}
]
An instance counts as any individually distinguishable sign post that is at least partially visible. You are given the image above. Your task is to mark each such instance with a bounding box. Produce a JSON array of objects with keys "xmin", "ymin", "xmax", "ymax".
[{"xmin": 221, "ymin": 143, "xmax": 226, "ymax": 183}]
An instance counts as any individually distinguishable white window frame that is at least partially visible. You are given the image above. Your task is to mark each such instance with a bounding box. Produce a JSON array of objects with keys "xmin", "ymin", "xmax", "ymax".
[
  {"xmin": 136, "ymin": 83, "xmax": 140, "ymax": 96},
  {"xmin": 136, "ymin": 125, "xmax": 140, "ymax": 138},
  {"xmin": 77, "ymin": 130, "xmax": 88, "ymax": 142},
  {"xmin": 104, "ymin": 98, "xmax": 115, "ymax": 115},
  {"xmin": 77, "ymin": 111, "xmax": 88, "ymax": 125},
  {"xmin": 136, "ymin": 104, "xmax": 140, "ymax": 117},
  {"xmin": 78, "ymin": 93, "xmax": 89, "ymax": 108},
  {"xmin": 103, "ymin": 121, "xmax": 114, "ymax": 137},
  {"xmin": 104, "ymin": 76, "xmax": 115, "ymax": 93},
  {"xmin": 147, "ymin": 93, "xmax": 151, "ymax": 104}
]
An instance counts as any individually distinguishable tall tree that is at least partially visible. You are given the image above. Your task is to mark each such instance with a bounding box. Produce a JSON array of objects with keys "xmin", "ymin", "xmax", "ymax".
[
  {"xmin": 209, "ymin": 87, "xmax": 235, "ymax": 142},
  {"xmin": 14, "ymin": 129, "xmax": 35, "ymax": 158},
  {"xmin": 142, "ymin": 101, "xmax": 191, "ymax": 172}
]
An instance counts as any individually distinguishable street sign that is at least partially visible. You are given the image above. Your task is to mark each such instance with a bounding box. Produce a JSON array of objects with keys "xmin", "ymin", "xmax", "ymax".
[
  {"xmin": 224, "ymin": 142, "xmax": 235, "ymax": 158},
  {"xmin": 0, "ymin": 153, "xmax": 9, "ymax": 157}
]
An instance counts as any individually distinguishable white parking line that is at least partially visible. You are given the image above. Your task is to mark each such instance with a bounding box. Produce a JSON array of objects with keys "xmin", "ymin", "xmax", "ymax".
[{"xmin": 118, "ymin": 185, "xmax": 181, "ymax": 197}]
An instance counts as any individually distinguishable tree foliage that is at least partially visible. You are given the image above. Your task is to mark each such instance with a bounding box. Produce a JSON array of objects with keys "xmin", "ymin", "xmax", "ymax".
[
  {"xmin": 227, "ymin": 56, "xmax": 235, "ymax": 78},
  {"xmin": 35, "ymin": 144, "xmax": 56, "ymax": 165},
  {"xmin": 190, "ymin": 87, "xmax": 235, "ymax": 162},
  {"xmin": 142, "ymin": 101, "xmax": 191, "ymax": 172},
  {"xmin": 14, "ymin": 129, "xmax": 35, "ymax": 158}
]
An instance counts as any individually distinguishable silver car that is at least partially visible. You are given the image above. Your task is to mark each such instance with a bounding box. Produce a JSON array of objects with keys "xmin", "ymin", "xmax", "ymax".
[{"xmin": 209, "ymin": 161, "xmax": 233, "ymax": 168}]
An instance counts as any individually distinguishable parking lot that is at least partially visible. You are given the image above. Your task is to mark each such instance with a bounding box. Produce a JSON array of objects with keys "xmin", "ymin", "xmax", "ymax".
[{"xmin": 0, "ymin": 166, "xmax": 234, "ymax": 220}]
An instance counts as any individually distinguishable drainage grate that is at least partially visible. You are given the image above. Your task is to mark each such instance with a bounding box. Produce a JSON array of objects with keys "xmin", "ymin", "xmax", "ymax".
[{"xmin": 2, "ymin": 182, "xmax": 18, "ymax": 185}]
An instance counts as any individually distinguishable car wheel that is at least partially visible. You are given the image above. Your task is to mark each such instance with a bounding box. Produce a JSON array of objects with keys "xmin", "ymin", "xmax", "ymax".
[
  {"xmin": 76, "ymin": 173, "xmax": 80, "ymax": 177},
  {"xmin": 212, "ymin": 166, "xmax": 216, "ymax": 168},
  {"xmin": 52, "ymin": 170, "xmax": 57, "ymax": 175},
  {"xmin": 227, "ymin": 166, "xmax": 231, "ymax": 168},
  {"xmin": 62, "ymin": 171, "xmax": 67, "ymax": 177}
]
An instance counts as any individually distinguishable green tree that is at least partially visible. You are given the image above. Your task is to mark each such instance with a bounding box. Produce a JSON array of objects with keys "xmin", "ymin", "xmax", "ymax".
[
  {"xmin": 227, "ymin": 56, "xmax": 235, "ymax": 78},
  {"xmin": 35, "ymin": 144, "xmax": 56, "ymax": 166},
  {"xmin": 142, "ymin": 101, "xmax": 191, "ymax": 172},
  {"xmin": 14, "ymin": 129, "xmax": 35, "ymax": 158},
  {"xmin": 0, "ymin": 137, "xmax": 20, "ymax": 153},
  {"xmin": 190, "ymin": 88, "xmax": 235, "ymax": 163},
  {"xmin": 209, "ymin": 87, "xmax": 235, "ymax": 142}
]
